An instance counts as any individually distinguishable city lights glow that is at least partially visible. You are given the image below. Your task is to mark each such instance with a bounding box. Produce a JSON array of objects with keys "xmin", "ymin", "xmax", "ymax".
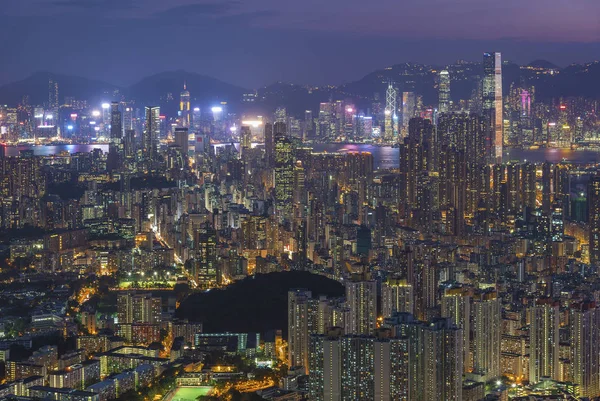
[{"xmin": 241, "ymin": 120, "xmax": 262, "ymax": 128}]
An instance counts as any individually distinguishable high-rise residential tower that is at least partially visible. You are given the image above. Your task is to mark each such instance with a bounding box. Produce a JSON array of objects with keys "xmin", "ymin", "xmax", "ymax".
[
  {"xmin": 571, "ymin": 301, "xmax": 600, "ymax": 398},
  {"xmin": 288, "ymin": 289, "xmax": 313, "ymax": 374},
  {"xmin": 529, "ymin": 299, "xmax": 560, "ymax": 383},
  {"xmin": 472, "ymin": 290, "xmax": 501, "ymax": 380},
  {"xmin": 345, "ymin": 273, "xmax": 377, "ymax": 335},
  {"xmin": 588, "ymin": 174, "xmax": 600, "ymax": 265}
]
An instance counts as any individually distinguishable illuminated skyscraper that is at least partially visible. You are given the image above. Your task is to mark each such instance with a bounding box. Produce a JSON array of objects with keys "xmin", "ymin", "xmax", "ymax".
[
  {"xmin": 318, "ymin": 102, "xmax": 334, "ymax": 141},
  {"xmin": 143, "ymin": 106, "xmax": 160, "ymax": 162},
  {"xmin": 304, "ymin": 110, "xmax": 314, "ymax": 140},
  {"xmin": 472, "ymin": 291, "xmax": 501, "ymax": 380},
  {"xmin": 123, "ymin": 106, "xmax": 133, "ymax": 132},
  {"xmin": 482, "ymin": 52, "xmax": 503, "ymax": 164},
  {"xmin": 374, "ymin": 335, "xmax": 410, "ymax": 401},
  {"xmin": 194, "ymin": 223, "xmax": 217, "ymax": 288},
  {"xmin": 293, "ymin": 161, "xmax": 306, "ymax": 206},
  {"xmin": 275, "ymin": 107, "xmax": 287, "ymax": 123},
  {"xmin": 340, "ymin": 336, "xmax": 375, "ymax": 400},
  {"xmin": 438, "ymin": 70, "xmax": 450, "ymax": 113},
  {"xmin": 174, "ymin": 127, "xmax": 189, "ymax": 157},
  {"xmin": 274, "ymin": 127, "xmax": 294, "ymax": 219},
  {"xmin": 384, "ymin": 83, "xmax": 397, "ymax": 143},
  {"xmin": 529, "ymin": 299, "xmax": 559, "ymax": 383},
  {"xmin": 107, "ymin": 102, "xmax": 122, "ymax": 172},
  {"xmin": 441, "ymin": 287, "xmax": 471, "ymax": 373},
  {"xmin": 382, "ymin": 278, "xmax": 414, "ymax": 317},
  {"xmin": 180, "ymin": 83, "xmax": 191, "ymax": 128},
  {"xmin": 192, "ymin": 107, "xmax": 201, "ymax": 132},
  {"xmin": 344, "ymin": 106, "xmax": 355, "ymax": 139},
  {"xmin": 110, "ymin": 102, "xmax": 122, "ymax": 140},
  {"xmin": 411, "ymin": 318, "xmax": 463, "ymax": 401},
  {"xmin": 288, "ymin": 289, "xmax": 312, "ymax": 373},
  {"xmin": 309, "ymin": 330, "xmax": 409, "ymax": 401},
  {"xmin": 48, "ymin": 78, "xmax": 59, "ymax": 114},
  {"xmin": 401, "ymin": 92, "xmax": 416, "ymax": 137},
  {"xmin": 345, "ymin": 273, "xmax": 377, "ymax": 335},
  {"xmin": 308, "ymin": 331, "xmax": 342, "ymax": 401},
  {"xmin": 570, "ymin": 301, "xmax": 600, "ymax": 398},
  {"xmin": 124, "ymin": 129, "xmax": 135, "ymax": 158},
  {"xmin": 264, "ymin": 123, "xmax": 275, "ymax": 168},
  {"xmin": 117, "ymin": 293, "xmax": 161, "ymax": 324},
  {"xmin": 588, "ymin": 174, "xmax": 600, "ymax": 265},
  {"xmin": 240, "ymin": 125, "xmax": 252, "ymax": 153}
]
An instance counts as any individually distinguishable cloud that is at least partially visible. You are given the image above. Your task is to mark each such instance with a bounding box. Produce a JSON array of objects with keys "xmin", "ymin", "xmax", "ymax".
[
  {"xmin": 49, "ymin": 0, "xmax": 137, "ymax": 9},
  {"xmin": 155, "ymin": 1, "xmax": 239, "ymax": 18}
]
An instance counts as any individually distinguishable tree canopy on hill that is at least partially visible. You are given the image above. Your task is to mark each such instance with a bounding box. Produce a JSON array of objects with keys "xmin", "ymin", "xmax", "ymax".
[{"xmin": 175, "ymin": 271, "xmax": 344, "ymax": 336}]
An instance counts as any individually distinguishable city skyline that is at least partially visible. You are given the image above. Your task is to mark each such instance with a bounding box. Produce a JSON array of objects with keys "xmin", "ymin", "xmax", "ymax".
[{"xmin": 2, "ymin": 1, "xmax": 600, "ymax": 399}]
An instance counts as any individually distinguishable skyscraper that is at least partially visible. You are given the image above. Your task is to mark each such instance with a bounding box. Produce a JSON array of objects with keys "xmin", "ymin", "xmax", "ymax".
[
  {"xmin": 124, "ymin": 129, "xmax": 135, "ymax": 159},
  {"xmin": 401, "ymin": 92, "xmax": 416, "ymax": 137},
  {"xmin": 240, "ymin": 125, "xmax": 252, "ymax": 153},
  {"xmin": 264, "ymin": 123, "xmax": 275, "ymax": 168},
  {"xmin": 438, "ymin": 70, "xmax": 450, "ymax": 113},
  {"xmin": 309, "ymin": 330, "xmax": 409, "ymax": 401},
  {"xmin": 570, "ymin": 301, "xmax": 600, "ymax": 398},
  {"xmin": 374, "ymin": 335, "xmax": 410, "ymax": 401},
  {"xmin": 192, "ymin": 107, "xmax": 201, "ymax": 132},
  {"xmin": 48, "ymin": 78, "xmax": 59, "ymax": 114},
  {"xmin": 117, "ymin": 293, "xmax": 161, "ymax": 324},
  {"xmin": 123, "ymin": 106, "xmax": 133, "ymax": 132},
  {"xmin": 412, "ymin": 318, "xmax": 463, "ymax": 401},
  {"xmin": 381, "ymin": 278, "xmax": 414, "ymax": 317},
  {"xmin": 180, "ymin": 83, "xmax": 191, "ymax": 128},
  {"xmin": 143, "ymin": 106, "xmax": 160, "ymax": 162},
  {"xmin": 107, "ymin": 102, "xmax": 122, "ymax": 172},
  {"xmin": 482, "ymin": 52, "xmax": 503, "ymax": 164},
  {"xmin": 289, "ymin": 289, "xmax": 312, "ymax": 373},
  {"xmin": 110, "ymin": 102, "xmax": 122, "ymax": 140},
  {"xmin": 384, "ymin": 83, "xmax": 397, "ymax": 143},
  {"xmin": 194, "ymin": 223, "xmax": 217, "ymax": 288},
  {"xmin": 274, "ymin": 127, "xmax": 294, "ymax": 219},
  {"xmin": 588, "ymin": 174, "xmax": 600, "ymax": 265},
  {"xmin": 340, "ymin": 336, "xmax": 375, "ymax": 400},
  {"xmin": 472, "ymin": 290, "xmax": 501, "ymax": 380},
  {"xmin": 529, "ymin": 299, "xmax": 559, "ymax": 383},
  {"xmin": 174, "ymin": 127, "xmax": 189, "ymax": 157},
  {"xmin": 345, "ymin": 273, "xmax": 377, "ymax": 335},
  {"xmin": 309, "ymin": 331, "xmax": 342, "ymax": 401},
  {"xmin": 441, "ymin": 287, "xmax": 471, "ymax": 373}
]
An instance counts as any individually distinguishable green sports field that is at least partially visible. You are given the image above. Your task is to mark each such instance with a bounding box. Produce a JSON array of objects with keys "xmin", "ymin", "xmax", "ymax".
[{"xmin": 169, "ymin": 386, "xmax": 213, "ymax": 400}]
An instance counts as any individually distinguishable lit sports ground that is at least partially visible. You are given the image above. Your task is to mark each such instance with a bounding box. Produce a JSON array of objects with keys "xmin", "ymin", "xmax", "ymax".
[{"xmin": 164, "ymin": 386, "xmax": 213, "ymax": 400}]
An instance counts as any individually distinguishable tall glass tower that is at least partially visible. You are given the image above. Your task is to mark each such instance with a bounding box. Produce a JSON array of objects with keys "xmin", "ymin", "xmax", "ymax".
[
  {"xmin": 438, "ymin": 70, "xmax": 450, "ymax": 113},
  {"xmin": 482, "ymin": 52, "xmax": 503, "ymax": 164}
]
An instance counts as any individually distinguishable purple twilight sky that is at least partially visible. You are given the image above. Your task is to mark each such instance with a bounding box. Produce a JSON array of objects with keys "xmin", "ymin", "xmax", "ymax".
[{"xmin": 0, "ymin": 0, "xmax": 598, "ymax": 88}]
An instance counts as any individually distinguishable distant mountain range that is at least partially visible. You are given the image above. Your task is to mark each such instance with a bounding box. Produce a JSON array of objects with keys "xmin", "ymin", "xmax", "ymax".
[
  {"xmin": 0, "ymin": 60, "xmax": 598, "ymax": 117},
  {"xmin": 0, "ymin": 71, "xmax": 120, "ymax": 107}
]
